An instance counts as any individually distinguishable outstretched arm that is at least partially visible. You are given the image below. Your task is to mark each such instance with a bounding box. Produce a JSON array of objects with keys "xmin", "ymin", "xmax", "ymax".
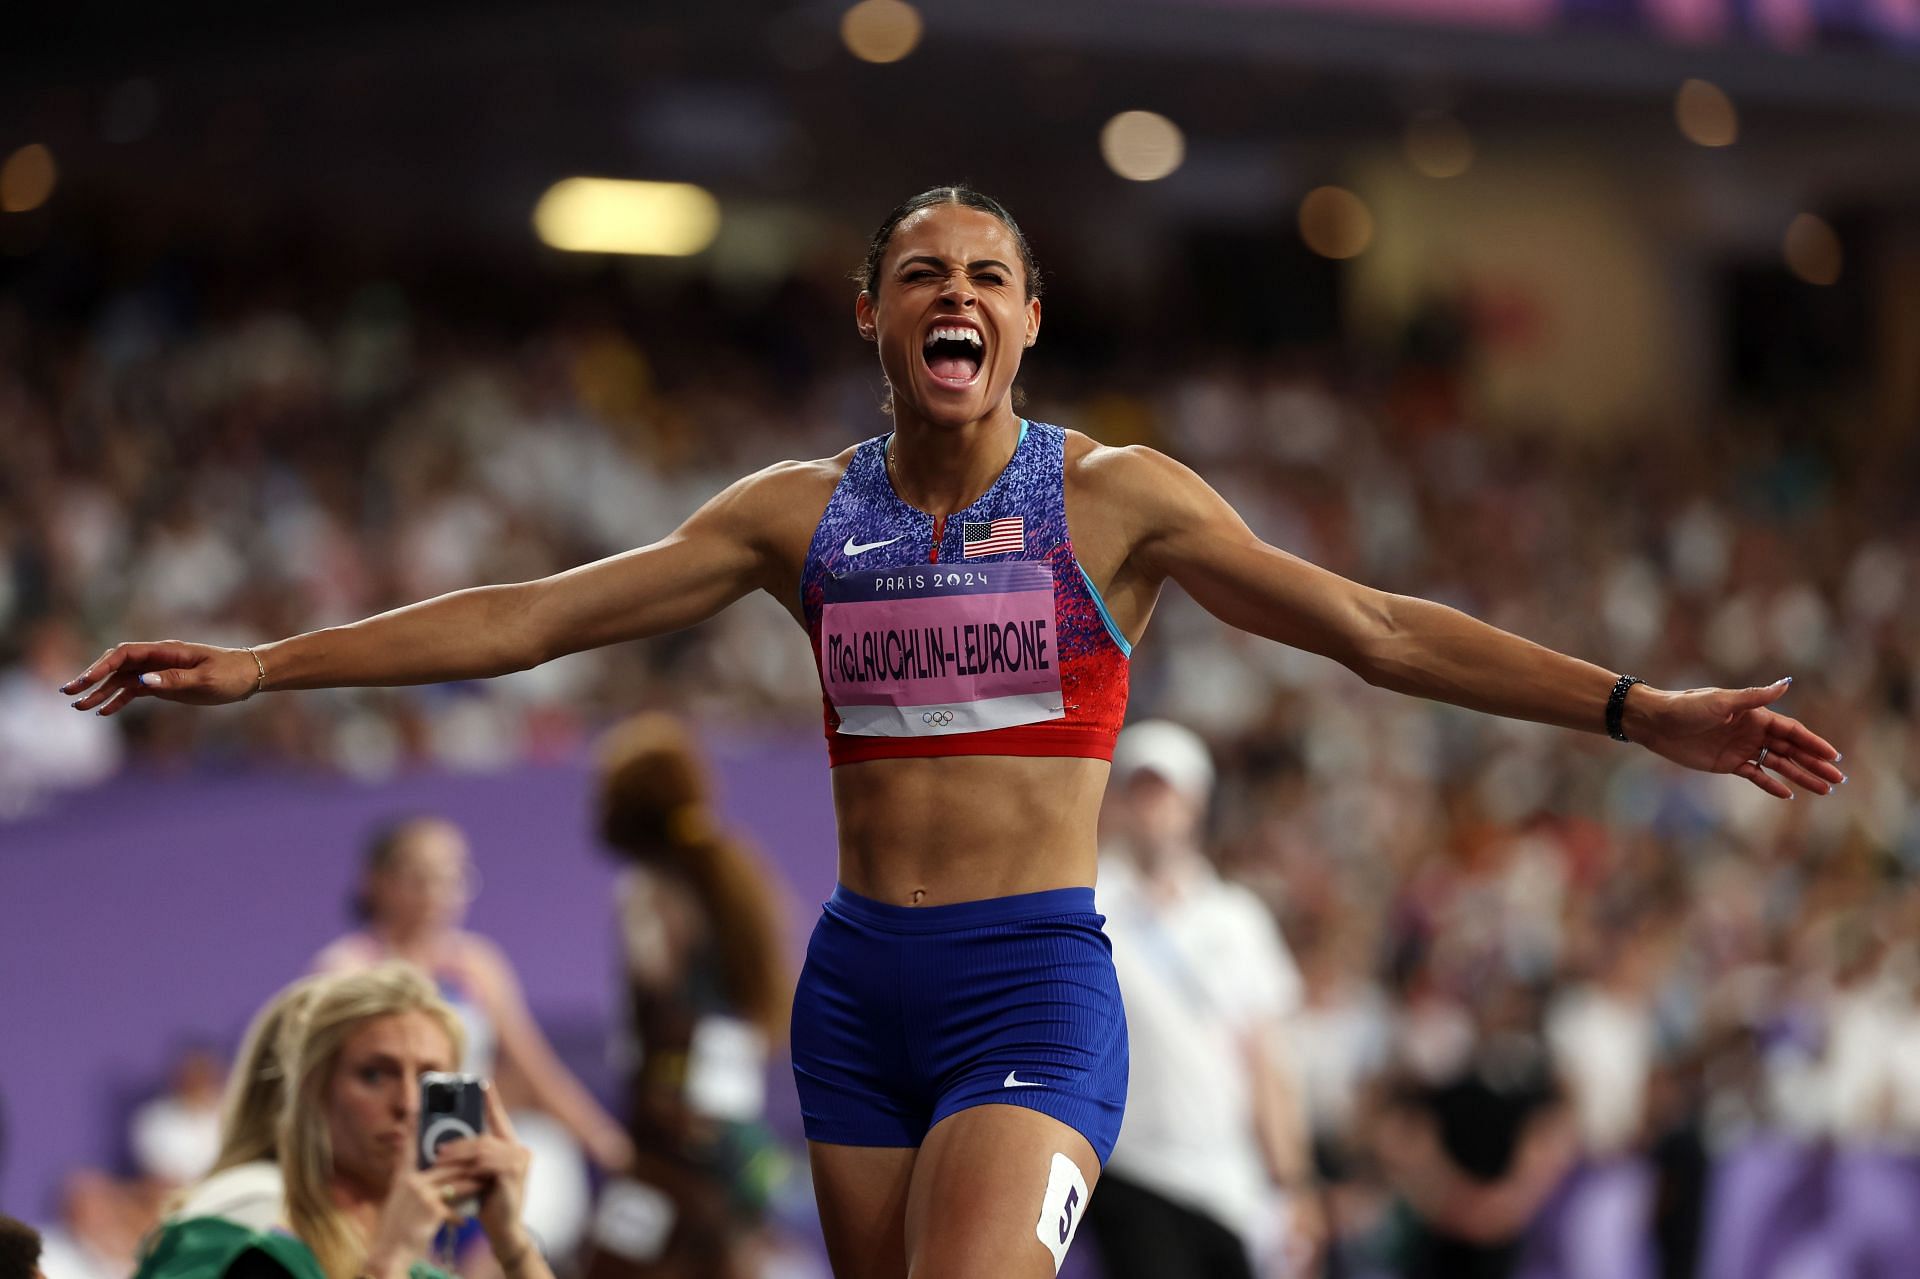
[
  {"xmin": 62, "ymin": 461, "xmax": 814, "ymax": 716},
  {"xmin": 1100, "ymin": 445, "xmax": 1844, "ymax": 797}
]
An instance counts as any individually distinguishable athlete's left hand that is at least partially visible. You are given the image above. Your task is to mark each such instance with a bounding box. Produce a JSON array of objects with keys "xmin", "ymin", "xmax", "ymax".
[{"xmin": 1628, "ymin": 678, "xmax": 1844, "ymax": 798}]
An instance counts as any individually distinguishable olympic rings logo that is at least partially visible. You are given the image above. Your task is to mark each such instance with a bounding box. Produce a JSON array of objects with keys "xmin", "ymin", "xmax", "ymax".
[{"xmin": 922, "ymin": 710, "xmax": 955, "ymax": 727}]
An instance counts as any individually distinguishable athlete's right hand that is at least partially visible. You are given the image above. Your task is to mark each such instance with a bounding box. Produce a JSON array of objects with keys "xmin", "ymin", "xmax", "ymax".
[{"xmin": 60, "ymin": 641, "xmax": 262, "ymax": 715}]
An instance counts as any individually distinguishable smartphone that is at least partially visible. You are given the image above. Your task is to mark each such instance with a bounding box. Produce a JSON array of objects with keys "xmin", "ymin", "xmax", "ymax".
[{"xmin": 417, "ymin": 1071, "xmax": 486, "ymax": 1171}]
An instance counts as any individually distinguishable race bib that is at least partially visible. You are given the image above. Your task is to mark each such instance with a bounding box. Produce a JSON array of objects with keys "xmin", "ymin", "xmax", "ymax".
[{"xmin": 820, "ymin": 561, "xmax": 1064, "ymax": 737}]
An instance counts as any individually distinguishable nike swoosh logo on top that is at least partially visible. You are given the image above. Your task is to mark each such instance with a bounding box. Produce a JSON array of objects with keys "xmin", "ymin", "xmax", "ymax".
[
  {"xmin": 1004, "ymin": 1071, "xmax": 1046, "ymax": 1088},
  {"xmin": 843, "ymin": 535, "xmax": 903, "ymax": 557}
]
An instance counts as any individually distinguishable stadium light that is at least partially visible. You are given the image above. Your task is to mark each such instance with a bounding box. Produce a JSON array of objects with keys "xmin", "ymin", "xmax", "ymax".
[
  {"xmin": 532, "ymin": 179, "xmax": 721, "ymax": 257},
  {"xmin": 1405, "ymin": 111, "xmax": 1474, "ymax": 179},
  {"xmin": 1298, "ymin": 186, "xmax": 1372, "ymax": 259},
  {"xmin": 841, "ymin": 0, "xmax": 923, "ymax": 64},
  {"xmin": 1100, "ymin": 110, "xmax": 1185, "ymax": 182},
  {"xmin": 1675, "ymin": 79, "xmax": 1738, "ymax": 147},
  {"xmin": 1783, "ymin": 214, "xmax": 1841, "ymax": 285},
  {"xmin": 1, "ymin": 144, "xmax": 57, "ymax": 213}
]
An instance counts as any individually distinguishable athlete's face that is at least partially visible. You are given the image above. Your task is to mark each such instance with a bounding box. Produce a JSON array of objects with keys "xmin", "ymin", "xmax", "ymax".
[
  {"xmin": 856, "ymin": 203, "xmax": 1041, "ymax": 430},
  {"xmin": 324, "ymin": 1010, "xmax": 455, "ymax": 1199}
]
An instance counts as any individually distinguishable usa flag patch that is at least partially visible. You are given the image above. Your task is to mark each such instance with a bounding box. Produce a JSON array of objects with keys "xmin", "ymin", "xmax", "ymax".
[{"xmin": 963, "ymin": 517, "xmax": 1025, "ymax": 558}]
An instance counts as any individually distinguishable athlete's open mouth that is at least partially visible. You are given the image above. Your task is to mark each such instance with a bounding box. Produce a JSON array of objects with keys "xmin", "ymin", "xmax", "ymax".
[{"xmin": 922, "ymin": 324, "xmax": 984, "ymax": 387}]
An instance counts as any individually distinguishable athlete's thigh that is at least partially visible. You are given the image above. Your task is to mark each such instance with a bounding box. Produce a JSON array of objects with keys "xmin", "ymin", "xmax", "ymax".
[
  {"xmin": 904, "ymin": 1103, "xmax": 1101, "ymax": 1279},
  {"xmin": 809, "ymin": 1140, "xmax": 917, "ymax": 1279}
]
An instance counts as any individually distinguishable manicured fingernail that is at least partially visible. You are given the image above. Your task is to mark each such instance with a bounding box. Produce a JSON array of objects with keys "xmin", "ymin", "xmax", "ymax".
[
  {"xmin": 1840, "ymin": 774, "xmax": 1849, "ymax": 785},
  {"xmin": 1781, "ymin": 676, "xmax": 1793, "ymax": 686},
  {"xmin": 139, "ymin": 673, "xmax": 161, "ymax": 687},
  {"xmin": 1834, "ymin": 752, "xmax": 1843, "ymax": 763}
]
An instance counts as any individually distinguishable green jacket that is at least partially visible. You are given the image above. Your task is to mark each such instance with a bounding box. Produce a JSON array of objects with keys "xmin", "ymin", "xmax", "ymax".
[{"xmin": 136, "ymin": 1217, "xmax": 453, "ymax": 1279}]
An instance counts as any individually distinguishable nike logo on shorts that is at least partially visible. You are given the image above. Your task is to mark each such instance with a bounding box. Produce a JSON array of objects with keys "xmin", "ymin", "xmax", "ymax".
[
  {"xmin": 843, "ymin": 535, "xmax": 903, "ymax": 556},
  {"xmin": 1004, "ymin": 1071, "xmax": 1045, "ymax": 1088}
]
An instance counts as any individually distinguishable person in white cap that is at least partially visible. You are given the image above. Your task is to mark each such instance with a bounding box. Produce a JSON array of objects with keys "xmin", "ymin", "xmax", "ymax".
[{"xmin": 1088, "ymin": 720, "xmax": 1321, "ymax": 1279}]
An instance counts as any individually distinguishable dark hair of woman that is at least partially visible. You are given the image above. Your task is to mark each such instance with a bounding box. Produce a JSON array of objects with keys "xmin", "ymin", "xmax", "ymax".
[
  {"xmin": 857, "ymin": 184, "xmax": 1043, "ymax": 302},
  {"xmin": 348, "ymin": 815, "xmax": 434, "ymax": 922},
  {"xmin": 596, "ymin": 714, "xmax": 789, "ymax": 1043}
]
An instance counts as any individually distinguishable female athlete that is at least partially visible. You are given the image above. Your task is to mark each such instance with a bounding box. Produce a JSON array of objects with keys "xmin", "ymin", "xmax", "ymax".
[{"xmin": 64, "ymin": 186, "xmax": 1843, "ymax": 1279}]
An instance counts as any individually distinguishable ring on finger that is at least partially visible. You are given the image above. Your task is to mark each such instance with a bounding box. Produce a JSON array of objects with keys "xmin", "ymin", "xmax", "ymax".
[
  {"xmin": 441, "ymin": 1186, "xmax": 459, "ymax": 1203},
  {"xmin": 1754, "ymin": 746, "xmax": 1770, "ymax": 768}
]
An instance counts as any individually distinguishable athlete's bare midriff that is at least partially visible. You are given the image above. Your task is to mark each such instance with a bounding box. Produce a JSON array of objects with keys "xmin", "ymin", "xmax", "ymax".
[
  {"xmin": 827, "ymin": 753, "xmax": 1110, "ymax": 906},
  {"xmin": 763, "ymin": 430, "xmax": 1144, "ymax": 909}
]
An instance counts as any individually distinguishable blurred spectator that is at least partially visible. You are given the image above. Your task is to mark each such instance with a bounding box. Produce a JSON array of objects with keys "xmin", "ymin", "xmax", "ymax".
[
  {"xmin": 313, "ymin": 816, "xmax": 631, "ymax": 1169},
  {"xmin": 583, "ymin": 713, "xmax": 793, "ymax": 1279},
  {"xmin": 35, "ymin": 1170, "xmax": 154, "ymax": 1279},
  {"xmin": 1373, "ymin": 978, "xmax": 1578, "ymax": 1279},
  {"xmin": 312, "ymin": 816, "xmax": 630, "ymax": 1260},
  {"xmin": 1088, "ymin": 720, "xmax": 1321, "ymax": 1279},
  {"xmin": 0, "ymin": 1215, "xmax": 45, "ymax": 1279},
  {"xmin": 198, "ymin": 963, "xmax": 548, "ymax": 1279},
  {"xmin": 165, "ymin": 976, "xmax": 323, "ymax": 1231},
  {"xmin": 130, "ymin": 1043, "xmax": 228, "ymax": 1189},
  {"xmin": 1546, "ymin": 915, "xmax": 1665, "ymax": 1159},
  {"xmin": 0, "ymin": 620, "xmax": 122, "ymax": 817}
]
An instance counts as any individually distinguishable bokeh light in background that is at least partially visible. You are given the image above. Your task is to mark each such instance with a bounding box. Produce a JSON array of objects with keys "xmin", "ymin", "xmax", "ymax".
[
  {"xmin": 0, "ymin": 143, "xmax": 57, "ymax": 212},
  {"xmin": 1297, "ymin": 184, "xmax": 1372, "ymax": 258},
  {"xmin": 1675, "ymin": 77, "xmax": 1738, "ymax": 147},
  {"xmin": 840, "ymin": 0, "xmax": 923, "ymax": 64},
  {"xmin": 1783, "ymin": 212, "xmax": 1843, "ymax": 285},
  {"xmin": 532, "ymin": 178, "xmax": 721, "ymax": 256},
  {"xmin": 1404, "ymin": 110, "xmax": 1474, "ymax": 178},
  {"xmin": 1099, "ymin": 109, "xmax": 1185, "ymax": 182}
]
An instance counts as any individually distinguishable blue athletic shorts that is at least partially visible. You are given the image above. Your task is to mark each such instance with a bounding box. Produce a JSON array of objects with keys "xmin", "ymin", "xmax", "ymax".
[{"xmin": 791, "ymin": 884, "xmax": 1129, "ymax": 1164}]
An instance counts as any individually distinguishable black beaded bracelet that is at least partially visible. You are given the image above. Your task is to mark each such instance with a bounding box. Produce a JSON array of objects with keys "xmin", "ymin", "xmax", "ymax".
[{"xmin": 1606, "ymin": 674, "xmax": 1643, "ymax": 742}]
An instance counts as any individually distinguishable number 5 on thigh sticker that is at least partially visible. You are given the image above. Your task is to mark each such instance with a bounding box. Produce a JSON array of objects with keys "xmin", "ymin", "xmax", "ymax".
[{"xmin": 1034, "ymin": 1152, "xmax": 1090, "ymax": 1273}]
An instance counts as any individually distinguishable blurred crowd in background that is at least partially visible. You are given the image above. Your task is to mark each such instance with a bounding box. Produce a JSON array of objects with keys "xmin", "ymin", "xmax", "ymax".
[{"xmin": 3, "ymin": 243, "xmax": 1917, "ymax": 1278}]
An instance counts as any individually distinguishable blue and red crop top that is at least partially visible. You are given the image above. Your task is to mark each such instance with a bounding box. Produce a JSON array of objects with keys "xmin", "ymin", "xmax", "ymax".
[{"xmin": 800, "ymin": 420, "xmax": 1132, "ymax": 767}]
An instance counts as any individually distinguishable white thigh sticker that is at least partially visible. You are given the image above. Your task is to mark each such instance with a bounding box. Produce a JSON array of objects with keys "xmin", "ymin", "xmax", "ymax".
[{"xmin": 1033, "ymin": 1152, "xmax": 1090, "ymax": 1274}]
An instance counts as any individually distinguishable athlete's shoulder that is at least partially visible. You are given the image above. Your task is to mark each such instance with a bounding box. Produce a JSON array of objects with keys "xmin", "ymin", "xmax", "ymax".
[
  {"xmin": 706, "ymin": 448, "xmax": 857, "ymax": 535},
  {"xmin": 740, "ymin": 447, "xmax": 856, "ymax": 498},
  {"xmin": 1061, "ymin": 429, "xmax": 1204, "ymax": 510}
]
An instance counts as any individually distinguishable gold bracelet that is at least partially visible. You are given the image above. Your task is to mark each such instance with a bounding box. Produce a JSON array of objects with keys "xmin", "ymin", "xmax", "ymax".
[{"xmin": 242, "ymin": 645, "xmax": 267, "ymax": 700}]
